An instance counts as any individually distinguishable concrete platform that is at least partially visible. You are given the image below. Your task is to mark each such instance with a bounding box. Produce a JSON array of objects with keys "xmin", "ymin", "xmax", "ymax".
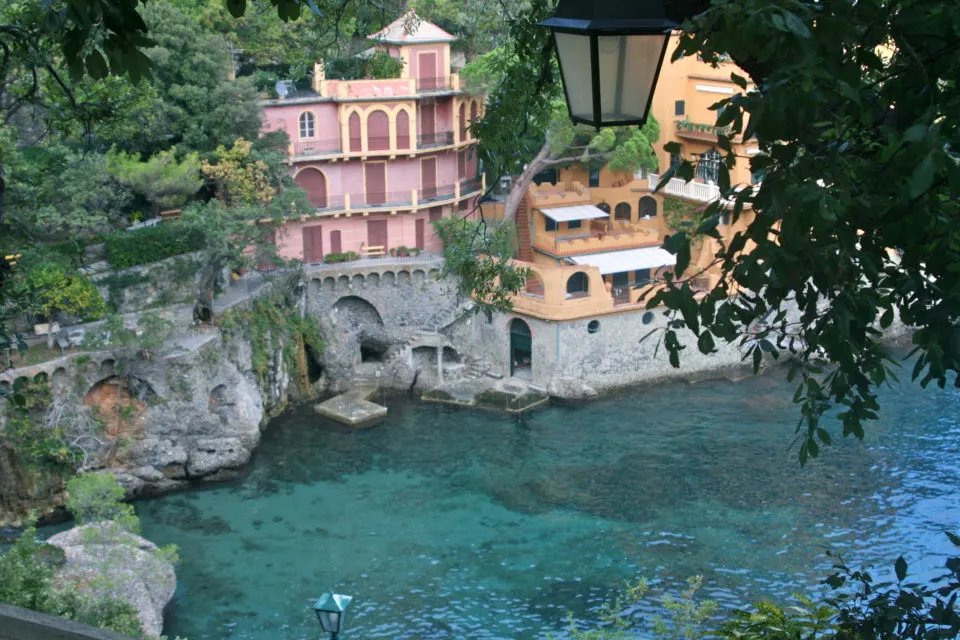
[
  {"xmin": 313, "ymin": 383, "xmax": 388, "ymax": 427},
  {"xmin": 422, "ymin": 377, "xmax": 549, "ymax": 414}
]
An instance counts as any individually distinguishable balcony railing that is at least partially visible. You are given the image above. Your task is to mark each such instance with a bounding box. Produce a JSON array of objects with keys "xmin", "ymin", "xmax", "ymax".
[
  {"xmin": 675, "ymin": 119, "xmax": 733, "ymax": 139},
  {"xmin": 293, "ymin": 139, "xmax": 342, "ymax": 158},
  {"xmin": 352, "ymin": 191, "xmax": 415, "ymax": 209},
  {"xmin": 416, "ymin": 76, "xmax": 453, "ymax": 92},
  {"xmin": 458, "ymin": 176, "xmax": 484, "ymax": 195},
  {"xmin": 647, "ymin": 173, "xmax": 721, "ymax": 203},
  {"xmin": 420, "ymin": 183, "xmax": 457, "ymax": 204},
  {"xmin": 307, "ymin": 194, "xmax": 346, "ymax": 212},
  {"xmin": 417, "ymin": 131, "xmax": 455, "ymax": 149},
  {"xmin": 366, "ymin": 136, "xmax": 391, "ymax": 152}
]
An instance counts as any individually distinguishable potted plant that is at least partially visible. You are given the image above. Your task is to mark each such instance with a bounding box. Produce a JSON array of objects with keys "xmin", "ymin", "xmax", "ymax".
[
  {"xmin": 389, "ymin": 247, "xmax": 397, "ymax": 257},
  {"xmin": 396, "ymin": 245, "xmax": 410, "ymax": 257},
  {"xmin": 411, "ymin": 247, "xmax": 421, "ymax": 256}
]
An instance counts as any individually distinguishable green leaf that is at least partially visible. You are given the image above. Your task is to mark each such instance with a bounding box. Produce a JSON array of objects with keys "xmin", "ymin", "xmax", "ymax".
[
  {"xmin": 895, "ymin": 556, "xmax": 908, "ymax": 581},
  {"xmin": 880, "ymin": 308, "xmax": 894, "ymax": 329},
  {"xmin": 909, "ymin": 154, "xmax": 935, "ymax": 199},
  {"xmin": 782, "ymin": 12, "xmax": 812, "ymax": 38},
  {"xmin": 816, "ymin": 428, "xmax": 832, "ymax": 445},
  {"xmin": 85, "ymin": 50, "xmax": 109, "ymax": 79},
  {"xmin": 663, "ymin": 141, "xmax": 682, "ymax": 154},
  {"xmin": 225, "ymin": 0, "xmax": 247, "ymax": 18},
  {"xmin": 697, "ymin": 331, "xmax": 715, "ymax": 354},
  {"xmin": 947, "ymin": 531, "xmax": 960, "ymax": 547}
]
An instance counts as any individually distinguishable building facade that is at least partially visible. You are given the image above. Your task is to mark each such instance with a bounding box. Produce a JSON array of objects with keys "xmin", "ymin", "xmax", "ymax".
[
  {"xmin": 260, "ymin": 13, "xmax": 485, "ymax": 263},
  {"xmin": 500, "ymin": 37, "xmax": 760, "ymax": 385}
]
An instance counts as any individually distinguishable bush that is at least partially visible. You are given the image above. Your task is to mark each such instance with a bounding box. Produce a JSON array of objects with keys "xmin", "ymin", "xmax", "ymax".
[
  {"xmin": 323, "ymin": 251, "xmax": 358, "ymax": 264},
  {"xmin": 104, "ymin": 224, "xmax": 205, "ymax": 269},
  {"xmin": 19, "ymin": 263, "xmax": 107, "ymax": 321}
]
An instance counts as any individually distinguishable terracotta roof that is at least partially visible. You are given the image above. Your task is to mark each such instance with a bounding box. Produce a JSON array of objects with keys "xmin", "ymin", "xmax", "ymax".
[{"xmin": 367, "ymin": 11, "xmax": 456, "ymax": 44}]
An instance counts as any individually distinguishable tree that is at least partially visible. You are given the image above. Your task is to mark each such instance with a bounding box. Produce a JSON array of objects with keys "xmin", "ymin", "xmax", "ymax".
[
  {"xmin": 106, "ymin": 147, "xmax": 203, "ymax": 217},
  {"xmin": 201, "ymin": 138, "xmax": 277, "ymax": 206},
  {"xmin": 17, "ymin": 263, "xmax": 107, "ymax": 322}
]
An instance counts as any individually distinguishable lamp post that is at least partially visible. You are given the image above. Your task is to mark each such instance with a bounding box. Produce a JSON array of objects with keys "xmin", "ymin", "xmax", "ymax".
[
  {"xmin": 313, "ymin": 592, "xmax": 353, "ymax": 640},
  {"xmin": 540, "ymin": 0, "xmax": 681, "ymax": 128}
]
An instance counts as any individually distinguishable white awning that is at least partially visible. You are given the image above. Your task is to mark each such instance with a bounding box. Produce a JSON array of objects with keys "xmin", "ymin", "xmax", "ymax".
[
  {"xmin": 539, "ymin": 205, "xmax": 610, "ymax": 223},
  {"xmin": 570, "ymin": 247, "xmax": 677, "ymax": 275}
]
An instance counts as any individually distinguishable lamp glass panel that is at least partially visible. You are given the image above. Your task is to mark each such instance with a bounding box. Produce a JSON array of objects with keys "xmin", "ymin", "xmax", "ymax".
[
  {"xmin": 554, "ymin": 32, "xmax": 594, "ymax": 121},
  {"xmin": 317, "ymin": 611, "xmax": 340, "ymax": 632},
  {"xmin": 597, "ymin": 34, "xmax": 666, "ymax": 122}
]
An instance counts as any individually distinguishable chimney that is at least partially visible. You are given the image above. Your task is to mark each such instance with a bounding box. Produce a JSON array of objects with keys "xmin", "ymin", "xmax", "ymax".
[{"xmin": 312, "ymin": 61, "xmax": 326, "ymax": 95}]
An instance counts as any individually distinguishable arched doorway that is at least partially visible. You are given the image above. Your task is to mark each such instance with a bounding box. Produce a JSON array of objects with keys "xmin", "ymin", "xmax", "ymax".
[
  {"xmin": 639, "ymin": 196, "xmax": 657, "ymax": 218},
  {"xmin": 510, "ymin": 318, "xmax": 532, "ymax": 379},
  {"xmin": 295, "ymin": 168, "xmax": 327, "ymax": 209},
  {"xmin": 367, "ymin": 110, "xmax": 389, "ymax": 151}
]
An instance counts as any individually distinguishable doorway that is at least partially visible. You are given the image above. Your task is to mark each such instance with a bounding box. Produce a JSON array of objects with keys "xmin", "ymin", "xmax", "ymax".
[
  {"xmin": 303, "ymin": 225, "xmax": 323, "ymax": 264},
  {"xmin": 367, "ymin": 220, "xmax": 388, "ymax": 250},
  {"xmin": 510, "ymin": 318, "xmax": 532, "ymax": 379},
  {"xmin": 415, "ymin": 219, "xmax": 425, "ymax": 250}
]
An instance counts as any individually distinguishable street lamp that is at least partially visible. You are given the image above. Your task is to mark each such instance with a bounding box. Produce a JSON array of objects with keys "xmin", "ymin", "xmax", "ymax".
[
  {"xmin": 313, "ymin": 592, "xmax": 353, "ymax": 640},
  {"xmin": 540, "ymin": 0, "xmax": 681, "ymax": 128}
]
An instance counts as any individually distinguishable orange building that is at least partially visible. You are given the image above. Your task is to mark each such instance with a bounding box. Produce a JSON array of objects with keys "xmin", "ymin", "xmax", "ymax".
[{"xmin": 507, "ymin": 36, "xmax": 759, "ymax": 325}]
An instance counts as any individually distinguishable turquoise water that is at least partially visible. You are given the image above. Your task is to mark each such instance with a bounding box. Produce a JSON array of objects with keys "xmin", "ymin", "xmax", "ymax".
[{"xmin": 136, "ymin": 371, "xmax": 960, "ymax": 639}]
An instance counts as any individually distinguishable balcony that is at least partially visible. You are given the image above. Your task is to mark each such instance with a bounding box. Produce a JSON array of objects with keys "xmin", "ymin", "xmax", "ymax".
[
  {"xmin": 646, "ymin": 173, "xmax": 721, "ymax": 203},
  {"xmin": 293, "ymin": 139, "xmax": 342, "ymax": 159},
  {"xmin": 305, "ymin": 175, "xmax": 486, "ymax": 216},
  {"xmin": 674, "ymin": 119, "xmax": 733, "ymax": 142},
  {"xmin": 417, "ymin": 131, "xmax": 455, "ymax": 149},
  {"xmin": 534, "ymin": 220, "xmax": 661, "ymax": 257},
  {"xmin": 416, "ymin": 76, "xmax": 454, "ymax": 93}
]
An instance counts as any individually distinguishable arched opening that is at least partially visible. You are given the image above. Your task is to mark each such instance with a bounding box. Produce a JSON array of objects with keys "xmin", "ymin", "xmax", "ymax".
[
  {"xmin": 442, "ymin": 346, "xmax": 461, "ymax": 365},
  {"xmin": 597, "ymin": 202, "xmax": 611, "ymax": 213},
  {"xmin": 348, "ymin": 112, "xmax": 362, "ymax": 152},
  {"xmin": 458, "ymin": 103, "xmax": 467, "ymax": 141},
  {"xmin": 299, "ymin": 111, "xmax": 316, "ymax": 139},
  {"xmin": 614, "ymin": 202, "xmax": 632, "ymax": 221},
  {"xmin": 100, "ymin": 358, "xmax": 116, "ymax": 377},
  {"xmin": 696, "ymin": 149, "xmax": 722, "ymax": 185},
  {"xmin": 51, "ymin": 368, "xmax": 68, "ymax": 392},
  {"xmin": 510, "ymin": 318, "xmax": 532, "ymax": 379},
  {"xmin": 0, "ymin": 380, "xmax": 10, "ymax": 396},
  {"xmin": 524, "ymin": 273, "xmax": 544, "ymax": 297},
  {"xmin": 566, "ymin": 272, "xmax": 589, "ymax": 298},
  {"xmin": 396, "ymin": 110, "xmax": 410, "ymax": 149},
  {"xmin": 639, "ymin": 196, "xmax": 658, "ymax": 219},
  {"xmin": 305, "ymin": 344, "xmax": 324, "ymax": 383},
  {"xmin": 33, "ymin": 372, "xmax": 48, "ymax": 385},
  {"xmin": 588, "ymin": 320, "xmax": 601, "ymax": 334},
  {"xmin": 360, "ymin": 341, "xmax": 388, "ymax": 363},
  {"xmin": 367, "ymin": 110, "xmax": 389, "ymax": 151},
  {"xmin": 469, "ymin": 102, "xmax": 478, "ymax": 137},
  {"xmin": 332, "ymin": 295, "xmax": 383, "ymax": 327},
  {"xmin": 295, "ymin": 168, "xmax": 327, "ymax": 209}
]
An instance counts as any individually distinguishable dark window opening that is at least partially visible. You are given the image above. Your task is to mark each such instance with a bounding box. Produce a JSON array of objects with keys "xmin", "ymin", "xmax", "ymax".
[
  {"xmin": 568, "ymin": 219, "xmax": 582, "ymax": 230},
  {"xmin": 588, "ymin": 168, "xmax": 601, "ymax": 188},
  {"xmin": 596, "ymin": 202, "xmax": 611, "ymax": 214},
  {"xmin": 545, "ymin": 216, "xmax": 557, "ymax": 232},
  {"xmin": 533, "ymin": 168, "xmax": 558, "ymax": 185},
  {"xmin": 675, "ymin": 100, "xmax": 685, "ymax": 117},
  {"xmin": 587, "ymin": 320, "xmax": 600, "ymax": 334},
  {"xmin": 305, "ymin": 345, "xmax": 324, "ymax": 383},
  {"xmin": 360, "ymin": 340, "xmax": 388, "ymax": 363},
  {"xmin": 696, "ymin": 149, "xmax": 722, "ymax": 185}
]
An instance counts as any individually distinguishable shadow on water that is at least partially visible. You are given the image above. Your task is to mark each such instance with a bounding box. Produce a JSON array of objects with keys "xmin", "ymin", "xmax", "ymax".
[{"xmin": 129, "ymin": 371, "xmax": 960, "ymax": 640}]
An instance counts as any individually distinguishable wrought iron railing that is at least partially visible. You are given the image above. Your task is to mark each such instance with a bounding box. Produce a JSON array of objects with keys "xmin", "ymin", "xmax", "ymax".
[
  {"xmin": 417, "ymin": 131, "xmax": 455, "ymax": 148},
  {"xmin": 459, "ymin": 176, "xmax": 483, "ymax": 195},
  {"xmin": 419, "ymin": 183, "xmax": 457, "ymax": 203},
  {"xmin": 366, "ymin": 135, "xmax": 391, "ymax": 152},
  {"xmin": 293, "ymin": 139, "xmax": 342, "ymax": 157},
  {"xmin": 308, "ymin": 194, "xmax": 346, "ymax": 212},
  {"xmin": 352, "ymin": 191, "xmax": 414, "ymax": 209}
]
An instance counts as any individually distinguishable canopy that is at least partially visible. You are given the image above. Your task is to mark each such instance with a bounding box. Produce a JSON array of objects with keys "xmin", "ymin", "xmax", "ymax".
[
  {"xmin": 570, "ymin": 247, "xmax": 677, "ymax": 275},
  {"xmin": 539, "ymin": 204, "xmax": 610, "ymax": 223}
]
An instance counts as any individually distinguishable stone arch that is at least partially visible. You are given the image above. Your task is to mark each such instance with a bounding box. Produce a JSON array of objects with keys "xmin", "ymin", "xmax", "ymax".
[
  {"xmin": 367, "ymin": 109, "xmax": 390, "ymax": 151},
  {"xmin": 51, "ymin": 367, "xmax": 68, "ymax": 392},
  {"xmin": 322, "ymin": 277, "xmax": 336, "ymax": 293},
  {"xmin": 510, "ymin": 318, "xmax": 533, "ymax": 379},
  {"xmin": 100, "ymin": 358, "xmax": 116, "ymax": 377},
  {"xmin": 442, "ymin": 346, "xmax": 461, "ymax": 364},
  {"xmin": 396, "ymin": 109, "xmax": 411, "ymax": 150},
  {"xmin": 412, "ymin": 269, "xmax": 425, "ymax": 285},
  {"xmin": 337, "ymin": 275, "xmax": 350, "ymax": 289},
  {"xmin": 352, "ymin": 274, "xmax": 365, "ymax": 289},
  {"xmin": 367, "ymin": 273, "xmax": 380, "ymax": 287},
  {"xmin": 295, "ymin": 167, "xmax": 328, "ymax": 209},
  {"xmin": 428, "ymin": 269, "xmax": 440, "ymax": 279},
  {"xmin": 348, "ymin": 112, "xmax": 362, "ymax": 152},
  {"xmin": 566, "ymin": 271, "xmax": 590, "ymax": 298},
  {"xmin": 332, "ymin": 295, "xmax": 384, "ymax": 327},
  {"xmin": 14, "ymin": 376, "xmax": 29, "ymax": 391},
  {"xmin": 614, "ymin": 202, "xmax": 632, "ymax": 221},
  {"xmin": 639, "ymin": 196, "xmax": 658, "ymax": 218},
  {"xmin": 32, "ymin": 371, "xmax": 48, "ymax": 385},
  {"xmin": 208, "ymin": 384, "xmax": 233, "ymax": 424},
  {"xmin": 397, "ymin": 271, "xmax": 411, "ymax": 285},
  {"xmin": 382, "ymin": 271, "xmax": 396, "ymax": 286},
  {"xmin": 309, "ymin": 279, "xmax": 323, "ymax": 298},
  {"xmin": 596, "ymin": 202, "xmax": 611, "ymax": 214},
  {"xmin": 0, "ymin": 380, "xmax": 10, "ymax": 396},
  {"xmin": 83, "ymin": 376, "xmax": 152, "ymax": 437}
]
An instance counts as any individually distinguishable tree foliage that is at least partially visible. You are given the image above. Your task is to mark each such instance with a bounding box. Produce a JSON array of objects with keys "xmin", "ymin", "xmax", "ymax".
[
  {"xmin": 16, "ymin": 263, "xmax": 106, "ymax": 322},
  {"xmin": 106, "ymin": 147, "xmax": 203, "ymax": 216},
  {"xmin": 202, "ymin": 137, "xmax": 276, "ymax": 206}
]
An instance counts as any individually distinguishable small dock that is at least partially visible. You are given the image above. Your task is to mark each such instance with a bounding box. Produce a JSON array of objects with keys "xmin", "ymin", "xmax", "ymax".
[
  {"xmin": 421, "ymin": 377, "xmax": 549, "ymax": 414},
  {"xmin": 314, "ymin": 381, "xmax": 388, "ymax": 427}
]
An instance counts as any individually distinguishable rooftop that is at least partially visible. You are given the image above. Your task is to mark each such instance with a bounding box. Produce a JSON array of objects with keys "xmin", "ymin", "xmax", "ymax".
[{"xmin": 367, "ymin": 11, "xmax": 456, "ymax": 44}]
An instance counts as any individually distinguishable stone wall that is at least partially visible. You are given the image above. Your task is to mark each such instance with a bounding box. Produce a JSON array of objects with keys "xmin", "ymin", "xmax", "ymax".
[{"xmin": 92, "ymin": 253, "xmax": 204, "ymax": 314}]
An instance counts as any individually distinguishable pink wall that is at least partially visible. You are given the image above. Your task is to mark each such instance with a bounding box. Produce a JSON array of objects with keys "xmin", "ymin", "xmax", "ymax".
[
  {"xmin": 436, "ymin": 99, "xmax": 454, "ymax": 131},
  {"xmin": 276, "ymin": 207, "xmax": 451, "ymax": 261},
  {"xmin": 293, "ymin": 153, "xmax": 465, "ymax": 200},
  {"xmin": 262, "ymin": 102, "xmax": 340, "ymax": 142},
  {"xmin": 405, "ymin": 45, "xmax": 445, "ymax": 78}
]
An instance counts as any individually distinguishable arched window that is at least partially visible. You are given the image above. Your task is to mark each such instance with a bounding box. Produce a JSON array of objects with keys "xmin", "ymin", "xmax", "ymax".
[
  {"xmin": 566, "ymin": 272, "xmax": 589, "ymax": 298},
  {"xmin": 348, "ymin": 113, "xmax": 361, "ymax": 152},
  {"xmin": 299, "ymin": 112, "xmax": 316, "ymax": 139},
  {"xmin": 696, "ymin": 149, "xmax": 722, "ymax": 185},
  {"xmin": 639, "ymin": 196, "xmax": 657, "ymax": 219},
  {"xmin": 596, "ymin": 202, "xmax": 611, "ymax": 214},
  {"xmin": 458, "ymin": 103, "xmax": 467, "ymax": 141},
  {"xmin": 396, "ymin": 110, "xmax": 410, "ymax": 149},
  {"xmin": 614, "ymin": 202, "xmax": 631, "ymax": 221},
  {"xmin": 367, "ymin": 110, "xmax": 389, "ymax": 151}
]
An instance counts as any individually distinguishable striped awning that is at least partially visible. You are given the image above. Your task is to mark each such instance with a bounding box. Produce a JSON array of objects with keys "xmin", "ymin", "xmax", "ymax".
[
  {"xmin": 570, "ymin": 247, "xmax": 677, "ymax": 275},
  {"xmin": 539, "ymin": 205, "xmax": 610, "ymax": 223}
]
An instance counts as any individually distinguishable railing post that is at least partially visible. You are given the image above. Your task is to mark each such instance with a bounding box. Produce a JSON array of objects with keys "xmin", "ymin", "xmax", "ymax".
[
  {"xmin": 344, "ymin": 193, "xmax": 351, "ymax": 212},
  {"xmin": 412, "ymin": 189, "xmax": 418, "ymax": 208},
  {"xmin": 482, "ymin": 174, "xmax": 486, "ymax": 192},
  {"xmin": 455, "ymin": 182, "xmax": 461, "ymax": 201}
]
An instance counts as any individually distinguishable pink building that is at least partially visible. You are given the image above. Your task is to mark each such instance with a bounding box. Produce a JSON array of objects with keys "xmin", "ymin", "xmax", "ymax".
[{"xmin": 260, "ymin": 12, "xmax": 485, "ymax": 263}]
